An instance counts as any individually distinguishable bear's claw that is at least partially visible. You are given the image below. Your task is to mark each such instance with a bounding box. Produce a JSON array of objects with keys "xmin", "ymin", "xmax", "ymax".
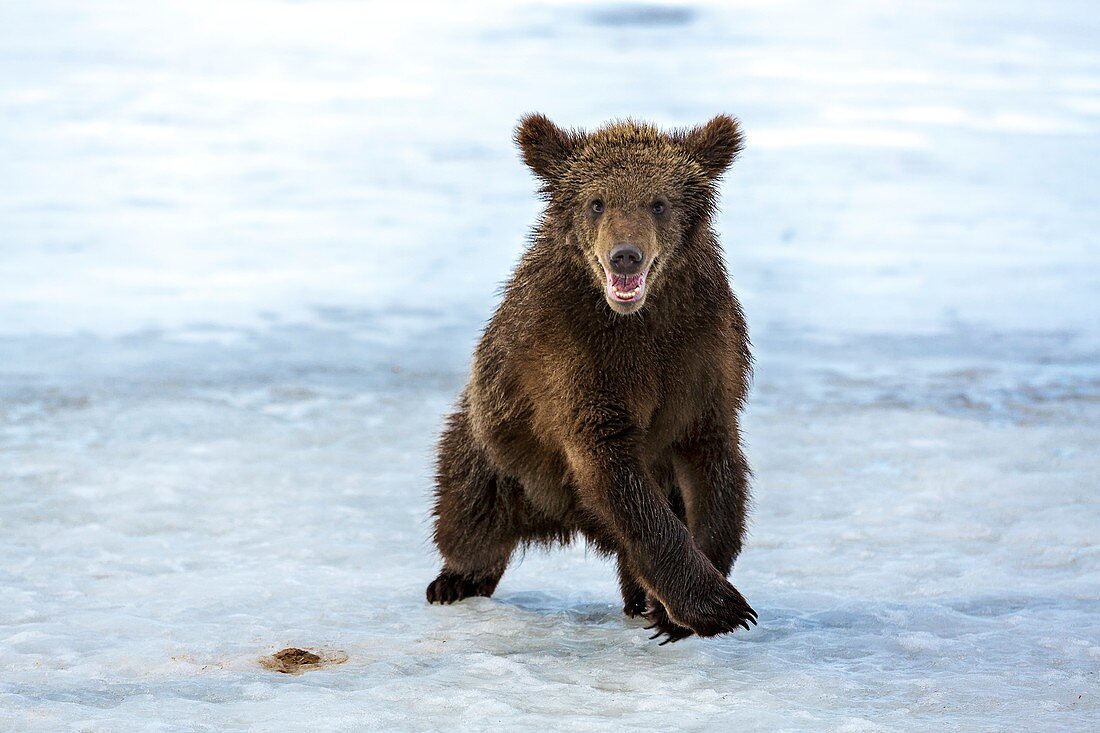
[
  {"xmin": 646, "ymin": 585, "xmax": 758, "ymax": 643},
  {"xmin": 643, "ymin": 602, "xmax": 694, "ymax": 645},
  {"xmin": 675, "ymin": 582, "xmax": 758, "ymax": 638}
]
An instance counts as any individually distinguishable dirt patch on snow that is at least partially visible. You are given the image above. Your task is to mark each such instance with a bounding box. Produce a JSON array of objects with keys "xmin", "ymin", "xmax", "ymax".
[{"xmin": 260, "ymin": 647, "xmax": 348, "ymax": 674}]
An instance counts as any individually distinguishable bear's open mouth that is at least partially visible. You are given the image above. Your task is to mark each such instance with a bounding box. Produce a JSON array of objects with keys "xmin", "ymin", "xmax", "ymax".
[{"xmin": 605, "ymin": 269, "xmax": 648, "ymax": 303}]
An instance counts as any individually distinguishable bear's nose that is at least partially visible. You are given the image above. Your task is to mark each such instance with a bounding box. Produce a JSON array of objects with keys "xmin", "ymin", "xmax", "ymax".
[{"xmin": 609, "ymin": 244, "xmax": 643, "ymax": 275}]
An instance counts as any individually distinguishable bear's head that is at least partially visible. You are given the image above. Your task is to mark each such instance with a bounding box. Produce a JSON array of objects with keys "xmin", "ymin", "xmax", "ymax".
[{"xmin": 515, "ymin": 113, "xmax": 742, "ymax": 315}]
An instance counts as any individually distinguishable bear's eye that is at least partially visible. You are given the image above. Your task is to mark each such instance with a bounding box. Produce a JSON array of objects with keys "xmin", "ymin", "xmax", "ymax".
[
  {"xmin": 650, "ymin": 201, "xmax": 666, "ymax": 216},
  {"xmin": 590, "ymin": 199, "xmax": 604, "ymax": 215}
]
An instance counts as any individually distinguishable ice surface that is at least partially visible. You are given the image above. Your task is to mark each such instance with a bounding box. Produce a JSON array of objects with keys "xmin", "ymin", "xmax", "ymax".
[{"xmin": 1, "ymin": 1, "xmax": 1099, "ymax": 731}]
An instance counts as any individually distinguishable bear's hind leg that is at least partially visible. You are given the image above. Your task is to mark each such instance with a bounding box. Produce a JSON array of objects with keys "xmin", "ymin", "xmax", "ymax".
[
  {"xmin": 426, "ymin": 568, "xmax": 502, "ymax": 604},
  {"xmin": 427, "ymin": 411, "xmax": 522, "ymax": 604},
  {"xmin": 616, "ymin": 555, "xmax": 647, "ymax": 618}
]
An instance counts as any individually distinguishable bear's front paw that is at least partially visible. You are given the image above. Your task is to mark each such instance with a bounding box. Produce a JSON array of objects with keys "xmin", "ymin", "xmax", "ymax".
[
  {"xmin": 426, "ymin": 570, "xmax": 498, "ymax": 604},
  {"xmin": 643, "ymin": 601, "xmax": 694, "ymax": 645},
  {"xmin": 672, "ymin": 580, "xmax": 757, "ymax": 638}
]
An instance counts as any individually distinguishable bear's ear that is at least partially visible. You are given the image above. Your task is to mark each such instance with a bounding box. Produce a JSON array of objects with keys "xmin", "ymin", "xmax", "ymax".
[
  {"xmin": 515, "ymin": 113, "xmax": 579, "ymax": 182},
  {"xmin": 677, "ymin": 114, "xmax": 743, "ymax": 178}
]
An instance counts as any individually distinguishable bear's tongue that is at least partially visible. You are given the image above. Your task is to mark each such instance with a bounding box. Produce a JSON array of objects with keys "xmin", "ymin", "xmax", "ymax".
[{"xmin": 607, "ymin": 272, "xmax": 646, "ymax": 302}]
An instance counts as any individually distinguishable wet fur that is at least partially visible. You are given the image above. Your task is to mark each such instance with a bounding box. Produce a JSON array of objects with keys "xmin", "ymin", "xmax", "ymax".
[{"xmin": 427, "ymin": 114, "xmax": 756, "ymax": 643}]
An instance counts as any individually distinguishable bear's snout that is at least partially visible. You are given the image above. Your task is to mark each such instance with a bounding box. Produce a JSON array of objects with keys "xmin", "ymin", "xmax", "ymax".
[{"xmin": 609, "ymin": 243, "xmax": 644, "ymax": 275}]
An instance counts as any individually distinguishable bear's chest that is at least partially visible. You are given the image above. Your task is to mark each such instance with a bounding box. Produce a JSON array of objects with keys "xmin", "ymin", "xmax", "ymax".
[
  {"xmin": 641, "ymin": 349, "xmax": 718, "ymax": 448},
  {"xmin": 568, "ymin": 329, "xmax": 710, "ymax": 441}
]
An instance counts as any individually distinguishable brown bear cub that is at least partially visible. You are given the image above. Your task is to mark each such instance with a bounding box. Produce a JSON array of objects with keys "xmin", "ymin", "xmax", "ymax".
[{"xmin": 427, "ymin": 113, "xmax": 756, "ymax": 644}]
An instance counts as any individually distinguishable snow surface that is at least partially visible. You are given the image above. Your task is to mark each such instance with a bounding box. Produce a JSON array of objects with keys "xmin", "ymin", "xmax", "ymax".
[{"xmin": 1, "ymin": 0, "xmax": 1099, "ymax": 730}]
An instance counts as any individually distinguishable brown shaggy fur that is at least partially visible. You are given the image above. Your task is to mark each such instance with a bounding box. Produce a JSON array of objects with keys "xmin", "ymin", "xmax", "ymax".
[{"xmin": 427, "ymin": 114, "xmax": 756, "ymax": 644}]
